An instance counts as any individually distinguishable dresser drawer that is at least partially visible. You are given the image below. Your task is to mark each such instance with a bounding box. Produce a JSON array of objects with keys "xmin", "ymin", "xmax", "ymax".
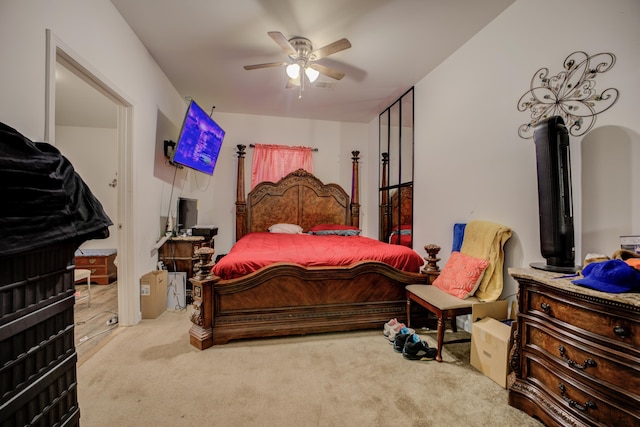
[
  {"xmin": 523, "ymin": 320, "xmax": 640, "ymax": 398},
  {"xmin": 159, "ymin": 240, "xmax": 203, "ymax": 259},
  {"xmin": 76, "ymin": 256, "xmax": 109, "ymax": 269},
  {"xmin": 75, "ymin": 252, "xmax": 117, "ymax": 285},
  {"xmin": 76, "ymin": 265, "xmax": 107, "ymax": 278},
  {"xmin": 526, "ymin": 356, "xmax": 640, "ymax": 426},
  {"xmin": 525, "ymin": 286, "xmax": 640, "ymax": 349}
]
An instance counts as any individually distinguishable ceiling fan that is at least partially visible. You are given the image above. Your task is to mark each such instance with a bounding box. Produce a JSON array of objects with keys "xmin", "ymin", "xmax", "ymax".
[{"xmin": 244, "ymin": 31, "xmax": 351, "ymax": 93}]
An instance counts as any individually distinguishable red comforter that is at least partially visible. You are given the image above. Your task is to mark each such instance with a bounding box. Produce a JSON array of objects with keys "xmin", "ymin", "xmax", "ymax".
[{"xmin": 212, "ymin": 232, "xmax": 424, "ymax": 279}]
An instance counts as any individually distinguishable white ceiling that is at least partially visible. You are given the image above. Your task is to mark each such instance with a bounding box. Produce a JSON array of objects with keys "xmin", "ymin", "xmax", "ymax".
[{"xmin": 56, "ymin": 0, "xmax": 515, "ymax": 127}]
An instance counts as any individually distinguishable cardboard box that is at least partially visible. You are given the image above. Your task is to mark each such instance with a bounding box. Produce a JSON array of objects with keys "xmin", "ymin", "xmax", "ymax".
[
  {"xmin": 140, "ymin": 270, "xmax": 168, "ymax": 319},
  {"xmin": 470, "ymin": 300, "xmax": 515, "ymax": 388}
]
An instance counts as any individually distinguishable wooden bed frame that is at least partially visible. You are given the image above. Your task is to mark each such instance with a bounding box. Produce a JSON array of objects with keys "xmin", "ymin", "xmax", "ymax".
[{"xmin": 188, "ymin": 145, "xmax": 427, "ymax": 349}]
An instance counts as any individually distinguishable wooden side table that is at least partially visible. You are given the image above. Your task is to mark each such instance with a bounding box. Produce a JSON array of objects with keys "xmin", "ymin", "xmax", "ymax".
[
  {"xmin": 159, "ymin": 236, "xmax": 214, "ymax": 303},
  {"xmin": 75, "ymin": 249, "xmax": 117, "ymax": 285}
]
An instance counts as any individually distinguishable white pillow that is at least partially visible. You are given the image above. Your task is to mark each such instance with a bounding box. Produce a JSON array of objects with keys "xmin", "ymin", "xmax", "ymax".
[{"xmin": 268, "ymin": 223, "xmax": 303, "ymax": 234}]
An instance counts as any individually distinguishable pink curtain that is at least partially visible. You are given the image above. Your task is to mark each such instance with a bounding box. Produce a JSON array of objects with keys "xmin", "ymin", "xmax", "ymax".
[{"xmin": 251, "ymin": 144, "xmax": 314, "ymax": 189}]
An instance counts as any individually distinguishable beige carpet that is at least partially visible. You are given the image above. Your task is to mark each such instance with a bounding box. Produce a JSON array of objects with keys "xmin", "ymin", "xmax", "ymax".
[{"xmin": 77, "ymin": 309, "xmax": 542, "ymax": 427}]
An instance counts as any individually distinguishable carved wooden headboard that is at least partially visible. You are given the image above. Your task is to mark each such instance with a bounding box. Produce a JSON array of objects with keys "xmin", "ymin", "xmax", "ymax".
[
  {"xmin": 391, "ymin": 186, "xmax": 413, "ymax": 227},
  {"xmin": 247, "ymin": 169, "xmax": 349, "ymax": 233},
  {"xmin": 234, "ymin": 145, "xmax": 360, "ymax": 241}
]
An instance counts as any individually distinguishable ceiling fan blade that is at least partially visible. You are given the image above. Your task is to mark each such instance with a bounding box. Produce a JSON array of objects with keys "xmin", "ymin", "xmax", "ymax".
[
  {"xmin": 268, "ymin": 31, "xmax": 297, "ymax": 56},
  {"xmin": 243, "ymin": 61, "xmax": 287, "ymax": 70},
  {"xmin": 309, "ymin": 63, "xmax": 345, "ymax": 80},
  {"xmin": 309, "ymin": 38, "xmax": 351, "ymax": 60}
]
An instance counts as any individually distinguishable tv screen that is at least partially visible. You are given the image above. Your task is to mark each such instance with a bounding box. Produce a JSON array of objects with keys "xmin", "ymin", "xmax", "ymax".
[
  {"xmin": 177, "ymin": 197, "xmax": 198, "ymax": 232},
  {"xmin": 172, "ymin": 100, "xmax": 225, "ymax": 175}
]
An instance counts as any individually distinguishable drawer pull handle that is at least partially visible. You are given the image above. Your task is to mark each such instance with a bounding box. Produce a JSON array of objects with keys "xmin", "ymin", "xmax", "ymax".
[
  {"xmin": 89, "ymin": 258, "xmax": 96, "ymax": 264},
  {"xmin": 613, "ymin": 326, "xmax": 629, "ymax": 338},
  {"xmin": 540, "ymin": 302, "xmax": 550, "ymax": 313},
  {"xmin": 559, "ymin": 383, "xmax": 596, "ymax": 412},
  {"xmin": 558, "ymin": 345, "xmax": 597, "ymax": 370}
]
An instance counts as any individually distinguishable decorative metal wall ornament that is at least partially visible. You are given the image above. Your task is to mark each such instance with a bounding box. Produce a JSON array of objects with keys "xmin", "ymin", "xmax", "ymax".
[{"xmin": 517, "ymin": 51, "xmax": 619, "ymax": 139}]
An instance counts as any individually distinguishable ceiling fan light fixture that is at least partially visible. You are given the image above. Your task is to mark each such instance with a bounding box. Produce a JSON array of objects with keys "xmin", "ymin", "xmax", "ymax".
[
  {"xmin": 286, "ymin": 63, "xmax": 300, "ymax": 79},
  {"xmin": 305, "ymin": 67, "xmax": 319, "ymax": 83},
  {"xmin": 244, "ymin": 32, "xmax": 352, "ymax": 92}
]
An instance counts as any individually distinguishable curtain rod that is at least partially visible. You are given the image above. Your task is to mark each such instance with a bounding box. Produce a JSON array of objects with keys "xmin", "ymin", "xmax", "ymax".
[{"xmin": 249, "ymin": 144, "xmax": 318, "ymax": 152}]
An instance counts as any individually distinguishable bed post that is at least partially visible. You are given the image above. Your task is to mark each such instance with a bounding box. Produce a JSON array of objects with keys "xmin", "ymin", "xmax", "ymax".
[
  {"xmin": 380, "ymin": 152, "xmax": 390, "ymax": 240},
  {"xmin": 351, "ymin": 150, "xmax": 360, "ymax": 228},
  {"xmin": 236, "ymin": 144, "xmax": 247, "ymax": 241},
  {"xmin": 189, "ymin": 276, "xmax": 216, "ymax": 350}
]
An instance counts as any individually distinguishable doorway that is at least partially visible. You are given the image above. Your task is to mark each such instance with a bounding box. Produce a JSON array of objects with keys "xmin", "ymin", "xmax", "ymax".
[
  {"xmin": 55, "ymin": 59, "xmax": 119, "ymax": 250},
  {"xmin": 45, "ymin": 30, "xmax": 137, "ymax": 327}
]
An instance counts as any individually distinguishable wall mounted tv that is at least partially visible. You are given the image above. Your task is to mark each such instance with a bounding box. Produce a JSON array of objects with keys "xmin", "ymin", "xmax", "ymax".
[{"xmin": 172, "ymin": 100, "xmax": 225, "ymax": 175}]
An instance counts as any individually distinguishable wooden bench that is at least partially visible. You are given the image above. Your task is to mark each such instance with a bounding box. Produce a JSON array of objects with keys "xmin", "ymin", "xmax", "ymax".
[{"xmin": 406, "ymin": 220, "xmax": 512, "ymax": 362}]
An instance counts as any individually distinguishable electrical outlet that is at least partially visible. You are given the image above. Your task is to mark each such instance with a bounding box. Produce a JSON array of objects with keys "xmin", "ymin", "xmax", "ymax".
[
  {"xmin": 106, "ymin": 315, "xmax": 118, "ymax": 326},
  {"xmin": 163, "ymin": 140, "xmax": 176, "ymax": 158}
]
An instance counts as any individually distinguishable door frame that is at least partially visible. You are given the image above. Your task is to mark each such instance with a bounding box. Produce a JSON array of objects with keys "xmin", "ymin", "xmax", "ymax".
[{"xmin": 45, "ymin": 29, "xmax": 138, "ymax": 326}]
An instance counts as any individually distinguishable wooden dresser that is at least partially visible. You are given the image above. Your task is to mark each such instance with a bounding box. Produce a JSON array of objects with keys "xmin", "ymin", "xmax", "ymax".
[
  {"xmin": 508, "ymin": 268, "xmax": 639, "ymax": 426},
  {"xmin": 75, "ymin": 249, "xmax": 117, "ymax": 285}
]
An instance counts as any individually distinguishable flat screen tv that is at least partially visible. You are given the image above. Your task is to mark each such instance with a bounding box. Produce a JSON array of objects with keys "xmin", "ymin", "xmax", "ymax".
[
  {"xmin": 530, "ymin": 116, "xmax": 578, "ymax": 273},
  {"xmin": 177, "ymin": 197, "xmax": 198, "ymax": 233},
  {"xmin": 172, "ymin": 100, "xmax": 225, "ymax": 175}
]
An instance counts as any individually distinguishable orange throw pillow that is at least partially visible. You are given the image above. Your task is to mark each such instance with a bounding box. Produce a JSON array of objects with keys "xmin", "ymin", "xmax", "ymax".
[
  {"xmin": 626, "ymin": 258, "xmax": 640, "ymax": 270},
  {"xmin": 433, "ymin": 251, "xmax": 489, "ymax": 299}
]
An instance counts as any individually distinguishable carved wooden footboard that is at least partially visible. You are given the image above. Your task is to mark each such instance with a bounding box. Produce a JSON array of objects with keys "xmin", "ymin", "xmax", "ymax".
[
  {"xmin": 189, "ymin": 261, "xmax": 427, "ymax": 349},
  {"xmin": 188, "ymin": 145, "xmax": 426, "ymax": 349}
]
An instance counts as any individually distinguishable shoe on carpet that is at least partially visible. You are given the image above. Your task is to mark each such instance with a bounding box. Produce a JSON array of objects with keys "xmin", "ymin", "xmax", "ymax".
[
  {"xmin": 383, "ymin": 318, "xmax": 400, "ymax": 337},
  {"xmin": 402, "ymin": 334, "xmax": 437, "ymax": 361},
  {"xmin": 388, "ymin": 326, "xmax": 414, "ymax": 343},
  {"xmin": 393, "ymin": 333, "xmax": 412, "ymax": 352},
  {"xmin": 385, "ymin": 323, "xmax": 407, "ymax": 340}
]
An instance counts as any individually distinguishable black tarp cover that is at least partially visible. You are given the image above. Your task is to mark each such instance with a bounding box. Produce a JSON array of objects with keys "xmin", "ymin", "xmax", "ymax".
[{"xmin": 0, "ymin": 122, "xmax": 112, "ymax": 256}]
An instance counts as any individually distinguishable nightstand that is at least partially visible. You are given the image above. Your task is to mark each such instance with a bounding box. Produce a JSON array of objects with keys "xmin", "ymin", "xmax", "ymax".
[
  {"xmin": 75, "ymin": 249, "xmax": 117, "ymax": 285},
  {"xmin": 159, "ymin": 235, "xmax": 215, "ymax": 303}
]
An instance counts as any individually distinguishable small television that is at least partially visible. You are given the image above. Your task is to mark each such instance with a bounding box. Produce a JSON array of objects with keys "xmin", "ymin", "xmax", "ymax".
[
  {"xmin": 172, "ymin": 100, "xmax": 225, "ymax": 175},
  {"xmin": 530, "ymin": 116, "xmax": 578, "ymax": 273},
  {"xmin": 177, "ymin": 197, "xmax": 198, "ymax": 233}
]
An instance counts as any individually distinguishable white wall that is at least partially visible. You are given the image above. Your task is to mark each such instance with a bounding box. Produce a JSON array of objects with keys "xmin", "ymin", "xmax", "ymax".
[
  {"xmin": 56, "ymin": 126, "xmax": 119, "ymax": 250},
  {"xmin": 411, "ymin": 0, "xmax": 640, "ymax": 301},
  {"xmin": 158, "ymin": 112, "xmax": 369, "ymax": 255}
]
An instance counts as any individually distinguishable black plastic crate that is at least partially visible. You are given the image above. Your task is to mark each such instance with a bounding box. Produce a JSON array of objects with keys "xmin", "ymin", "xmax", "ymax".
[
  {"xmin": 0, "ymin": 242, "xmax": 76, "ymax": 324},
  {"xmin": 0, "ymin": 241, "xmax": 80, "ymax": 426},
  {"xmin": 0, "ymin": 353, "xmax": 80, "ymax": 427}
]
